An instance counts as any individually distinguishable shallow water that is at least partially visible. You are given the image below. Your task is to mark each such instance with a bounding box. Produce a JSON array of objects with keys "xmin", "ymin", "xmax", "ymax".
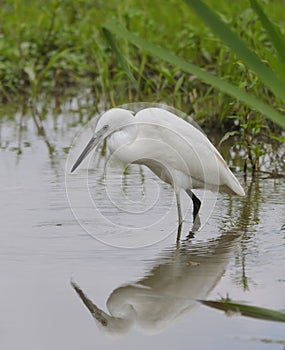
[{"xmin": 0, "ymin": 101, "xmax": 285, "ymax": 350}]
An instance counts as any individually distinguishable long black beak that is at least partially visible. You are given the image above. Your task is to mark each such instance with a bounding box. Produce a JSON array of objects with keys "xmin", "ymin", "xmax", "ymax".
[{"xmin": 71, "ymin": 136, "xmax": 100, "ymax": 173}]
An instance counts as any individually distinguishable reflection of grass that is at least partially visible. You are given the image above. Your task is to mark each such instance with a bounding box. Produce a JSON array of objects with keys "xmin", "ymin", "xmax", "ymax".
[{"xmin": 199, "ymin": 299, "xmax": 285, "ymax": 323}]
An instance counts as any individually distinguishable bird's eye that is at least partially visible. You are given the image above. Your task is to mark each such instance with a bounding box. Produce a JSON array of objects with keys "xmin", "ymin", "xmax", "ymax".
[{"xmin": 103, "ymin": 125, "xmax": 109, "ymax": 130}]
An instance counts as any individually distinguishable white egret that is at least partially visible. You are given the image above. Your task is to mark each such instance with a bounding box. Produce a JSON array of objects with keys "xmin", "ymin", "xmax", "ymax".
[{"xmin": 71, "ymin": 107, "xmax": 245, "ymax": 237}]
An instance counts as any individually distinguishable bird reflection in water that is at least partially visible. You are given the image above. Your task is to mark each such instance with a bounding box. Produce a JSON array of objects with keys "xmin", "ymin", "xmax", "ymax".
[{"xmin": 71, "ymin": 232, "xmax": 241, "ymax": 335}]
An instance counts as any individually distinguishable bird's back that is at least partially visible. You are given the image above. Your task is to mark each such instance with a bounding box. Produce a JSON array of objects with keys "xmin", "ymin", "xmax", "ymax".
[{"xmin": 133, "ymin": 108, "xmax": 244, "ymax": 196}]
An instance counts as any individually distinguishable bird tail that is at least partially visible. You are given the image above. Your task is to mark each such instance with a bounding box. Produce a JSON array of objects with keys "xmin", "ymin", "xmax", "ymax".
[
  {"xmin": 214, "ymin": 151, "xmax": 245, "ymax": 196},
  {"xmin": 219, "ymin": 169, "xmax": 245, "ymax": 196}
]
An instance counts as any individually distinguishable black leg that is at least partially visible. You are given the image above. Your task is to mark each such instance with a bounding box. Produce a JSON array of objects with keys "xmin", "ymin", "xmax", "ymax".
[
  {"xmin": 175, "ymin": 191, "xmax": 183, "ymax": 242},
  {"xmin": 185, "ymin": 189, "xmax": 201, "ymax": 221}
]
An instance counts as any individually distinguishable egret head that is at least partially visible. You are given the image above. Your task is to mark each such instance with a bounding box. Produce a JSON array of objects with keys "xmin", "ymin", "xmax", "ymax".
[{"xmin": 71, "ymin": 108, "xmax": 134, "ymax": 172}]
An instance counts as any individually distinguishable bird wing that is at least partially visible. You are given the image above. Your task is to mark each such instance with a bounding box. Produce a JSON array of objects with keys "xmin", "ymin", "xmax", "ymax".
[{"xmin": 134, "ymin": 108, "xmax": 244, "ymax": 195}]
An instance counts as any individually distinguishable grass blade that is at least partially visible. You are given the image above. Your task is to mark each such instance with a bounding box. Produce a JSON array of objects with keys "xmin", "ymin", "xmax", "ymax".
[
  {"xmin": 32, "ymin": 47, "xmax": 74, "ymax": 97},
  {"xmin": 184, "ymin": 0, "xmax": 285, "ymax": 101},
  {"xmin": 199, "ymin": 299, "xmax": 285, "ymax": 323},
  {"xmin": 104, "ymin": 22, "xmax": 285, "ymax": 128},
  {"xmin": 250, "ymin": 0, "xmax": 285, "ymax": 66},
  {"xmin": 102, "ymin": 27, "xmax": 138, "ymax": 88}
]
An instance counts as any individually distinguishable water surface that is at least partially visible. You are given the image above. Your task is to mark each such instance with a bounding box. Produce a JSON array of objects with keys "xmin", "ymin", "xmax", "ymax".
[{"xmin": 0, "ymin": 100, "xmax": 284, "ymax": 349}]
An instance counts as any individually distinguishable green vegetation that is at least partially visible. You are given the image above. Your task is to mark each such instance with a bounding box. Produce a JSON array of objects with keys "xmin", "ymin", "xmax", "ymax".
[
  {"xmin": 0, "ymin": 0, "xmax": 284, "ymax": 173},
  {"xmin": 199, "ymin": 298, "xmax": 285, "ymax": 323}
]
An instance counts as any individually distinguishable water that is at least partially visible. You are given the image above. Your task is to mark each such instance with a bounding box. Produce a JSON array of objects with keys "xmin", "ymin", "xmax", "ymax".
[{"xmin": 0, "ymin": 99, "xmax": 285, "ymax": 350}]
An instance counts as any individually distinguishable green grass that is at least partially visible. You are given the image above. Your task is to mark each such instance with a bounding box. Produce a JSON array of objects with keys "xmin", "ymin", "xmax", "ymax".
[
  {"xmin": 1, "ymin": 0, "xmax": 284, "ymax": 108},
  {"xmin": 0, "ymin": 0, "xmax": 284, "ymax": 173}
]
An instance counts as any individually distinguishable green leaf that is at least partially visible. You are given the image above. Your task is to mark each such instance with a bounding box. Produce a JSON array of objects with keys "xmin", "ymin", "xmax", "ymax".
[
  {"xmin": 218, "ymin": 131, "xmax": 239, "ymax": 146},
  {"xmin": 199, "ymin": 299, "xmax": 285, "ymax": 323},
  {"xmin": 249, "ymin": 0, "xmax": 285, "ymax": 70},
  {"xmin": 104, "ymin": 22, "xmax": 285, "ymax": 129},
  {"xmin": 32, "ymin": 47, "xmax": 74, "ymax": 97},
  {"xmin": 102, "ymin": 27, "xmax": 138, "ymax": 88},
  {"xmin": 184, "ymin": 0, "xmax": 285, "ymax": 101},
  {"xmin": 269, "ymin": 135, "xmax": 285, "ymax": 143},
  {"xmin": 174, "ymin": 75, "xmax": 184, "ymax": 94}
]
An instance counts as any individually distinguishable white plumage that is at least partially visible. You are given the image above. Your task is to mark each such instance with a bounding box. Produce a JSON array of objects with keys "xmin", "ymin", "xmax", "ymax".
[{"xmin": 71, "ymin": 107, "xmax": 245, "ymax": 237}]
